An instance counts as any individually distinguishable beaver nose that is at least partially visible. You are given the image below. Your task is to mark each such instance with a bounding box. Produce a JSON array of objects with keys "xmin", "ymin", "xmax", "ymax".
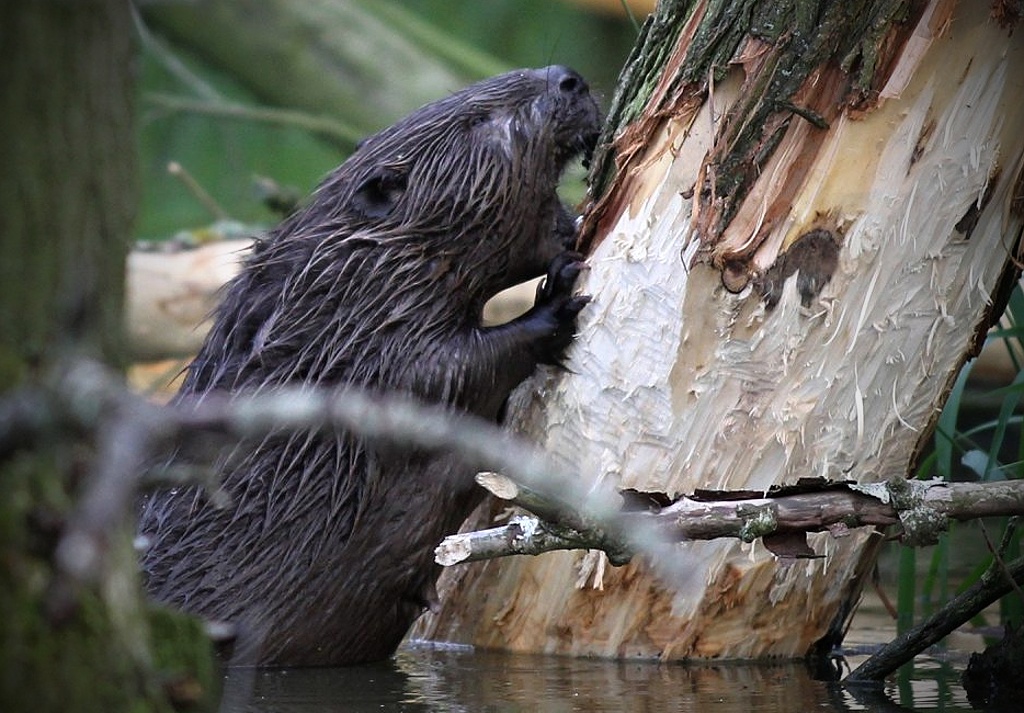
[{"xmin": 544, "ymin": 65, "xmax": 589, "ymax": 96}]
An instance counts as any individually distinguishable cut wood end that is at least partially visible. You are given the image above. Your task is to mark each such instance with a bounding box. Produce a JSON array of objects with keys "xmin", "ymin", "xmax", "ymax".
[
  {"xmin": 435, "ymin": 535, "xmax": 472, "ymax": 566},
  {"xmin": 476, "ymin": 471, "xmax": 519, "ymax": 500}
]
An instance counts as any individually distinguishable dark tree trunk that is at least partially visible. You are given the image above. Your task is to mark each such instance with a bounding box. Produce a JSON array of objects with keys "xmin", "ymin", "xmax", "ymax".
[{"xmin": 0, "ymin": 2, "xmax": 215, "ymax": 710}]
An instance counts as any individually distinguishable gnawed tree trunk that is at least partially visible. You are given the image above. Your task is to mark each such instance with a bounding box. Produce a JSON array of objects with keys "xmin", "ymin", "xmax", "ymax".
[{"xmin": 412, "ymin": 0, "xmax": 1024, "ymax": 659}]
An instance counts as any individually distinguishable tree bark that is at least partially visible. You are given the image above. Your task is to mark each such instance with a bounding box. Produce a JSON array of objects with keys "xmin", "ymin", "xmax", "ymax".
[
  {"xmin": 0, "ymin": 2, "xmax": 215, "ymax": 710},
  {"xmin": 411, "ymin": 0, "xmax": 1024, "ymax": 659}
]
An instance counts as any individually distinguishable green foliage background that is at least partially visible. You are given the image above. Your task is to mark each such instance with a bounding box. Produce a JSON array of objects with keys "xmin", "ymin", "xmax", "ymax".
[{"xmin": 136, "ymin": 0, "xmax": 638, "ymax": 239}]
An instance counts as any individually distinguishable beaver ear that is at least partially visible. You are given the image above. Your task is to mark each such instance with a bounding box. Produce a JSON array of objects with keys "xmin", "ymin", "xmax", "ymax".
[{"xmin": 352, "ymin": 167, "xmax": 407, "ymax": 220}]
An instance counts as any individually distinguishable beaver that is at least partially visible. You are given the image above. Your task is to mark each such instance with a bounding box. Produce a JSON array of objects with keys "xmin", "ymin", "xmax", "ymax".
[{"xmin": 139, "ymin": 66, "xmax": 601, "ymax": 666}]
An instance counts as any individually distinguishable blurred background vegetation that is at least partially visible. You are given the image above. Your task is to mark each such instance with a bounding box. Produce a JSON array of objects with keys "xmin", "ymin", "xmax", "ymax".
[
  {"xmin": 135, "ymin": 0, "xmax": 651, "ymax": 239},
  {"xmin": 132, "ymin": 0, "xmax": 1020, "ymax": 642}
]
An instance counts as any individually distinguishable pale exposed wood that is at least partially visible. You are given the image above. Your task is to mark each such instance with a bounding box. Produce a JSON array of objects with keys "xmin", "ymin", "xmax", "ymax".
[
  {"xmin": 411, "ymin": 3, "xmax": 1024, "ymax": 659},
  {"xmin": 126, "ymin": 239, "xmax": 250, "ymax": 360}
]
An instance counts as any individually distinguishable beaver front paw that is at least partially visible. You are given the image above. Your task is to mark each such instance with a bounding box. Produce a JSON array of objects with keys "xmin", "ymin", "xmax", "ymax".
[{"xmin": 531, "ymin": 251, "xmax": 591, "ymax": 367}]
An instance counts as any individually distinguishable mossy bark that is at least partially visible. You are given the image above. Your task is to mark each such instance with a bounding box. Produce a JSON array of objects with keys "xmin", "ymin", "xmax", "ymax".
[
  {"xmin": 587, "ymin": 0, "xmax": 924, "ymax": 255},
  {"xmin": 0, "ymin": 2, "xmax": 215, "ymax": 710}
]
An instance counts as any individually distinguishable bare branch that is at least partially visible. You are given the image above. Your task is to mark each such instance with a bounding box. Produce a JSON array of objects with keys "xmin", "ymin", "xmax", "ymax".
[
  {"xmin": 846, "ymin": 552, "xmax": 1024, "ymax": 683},
  {"xmin": 435, "ymin": 515, "xmax": 595, "ymax": 566},
  {"xmin": 14, "ymin": 357, "xmax": 1024, "ymax": 599},
  {"xmin": 440, "ymin": 472, "xmax": 1024, "ymax": 565},
  {"xmin": 145, "ymin": 92, "xmax": 362, "ymax": 148},
  {"xmin": 171, "ymin": 386, "xmax": 703, "ymax": 584}
]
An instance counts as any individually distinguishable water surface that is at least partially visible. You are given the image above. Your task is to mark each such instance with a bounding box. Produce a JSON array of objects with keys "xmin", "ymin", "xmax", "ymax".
[{"xmin": 219, "ymin": 643, "xmax": 978, "ymax": 712}]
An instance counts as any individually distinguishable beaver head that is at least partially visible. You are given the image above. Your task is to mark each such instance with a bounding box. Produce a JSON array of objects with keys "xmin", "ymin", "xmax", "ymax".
[{"xmin": 303, "ymin": 64, "xmax": 600, "ymax": 294}]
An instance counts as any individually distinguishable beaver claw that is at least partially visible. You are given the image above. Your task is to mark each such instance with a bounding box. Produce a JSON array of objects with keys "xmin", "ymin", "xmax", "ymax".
[
  {"xmin": 537, "ymin": 251, "xmax": 583, "ymax": 300},
  {"xmin": 531, "ymin": 251, "xmax": 590, "ymax": 367}
]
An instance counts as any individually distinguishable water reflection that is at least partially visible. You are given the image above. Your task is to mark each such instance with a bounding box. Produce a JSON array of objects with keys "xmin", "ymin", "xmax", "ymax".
[
  {"xmin": 220, "ymin": 660, "xmax": 428, "ymax": 712},
  {"xmin": 396, "ymin": 648, "xmax": 829, "ymax": 712},
  {"xmin": 219, "ymin": 645, "xmax": 976, "ymax": 712}
]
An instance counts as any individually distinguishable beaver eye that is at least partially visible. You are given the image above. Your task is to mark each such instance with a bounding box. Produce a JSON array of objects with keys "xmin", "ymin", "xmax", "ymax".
[
  {"xmin": 466, "ymin": 112, "xmax": 490, "ymax": 129},
  {"xmin": 352, "ymin": 166, "xmax": 407, "ymax": 220}
]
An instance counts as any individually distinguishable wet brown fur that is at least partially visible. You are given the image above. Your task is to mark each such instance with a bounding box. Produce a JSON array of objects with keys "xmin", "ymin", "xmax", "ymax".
[{"xmin": 139, "ymin": 67, "xmax": 600, "ymax": 666}]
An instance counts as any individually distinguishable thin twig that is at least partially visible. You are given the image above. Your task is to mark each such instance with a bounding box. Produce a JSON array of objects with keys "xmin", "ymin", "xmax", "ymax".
[
  {"xmin": 171, "ymin": 386, "xmax": 698, "ymax": 578},
  {"xmin": 133, "ymin": 7, "xmax": 221, "ymax": 101},
  {"xmin": 166, "ymin": 161, "xmax": 229, "ymax": 220},
  {"xmin": 13, "ymin": 358, "xmax": 1024, "ymax": 612},
  {"xmin": 145, "ymin": 92, "xmax": 363, "ymax": 148},
  {"xmin": 982, "ymin": 518, "xmax": 1024, "ymax": 605}
]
